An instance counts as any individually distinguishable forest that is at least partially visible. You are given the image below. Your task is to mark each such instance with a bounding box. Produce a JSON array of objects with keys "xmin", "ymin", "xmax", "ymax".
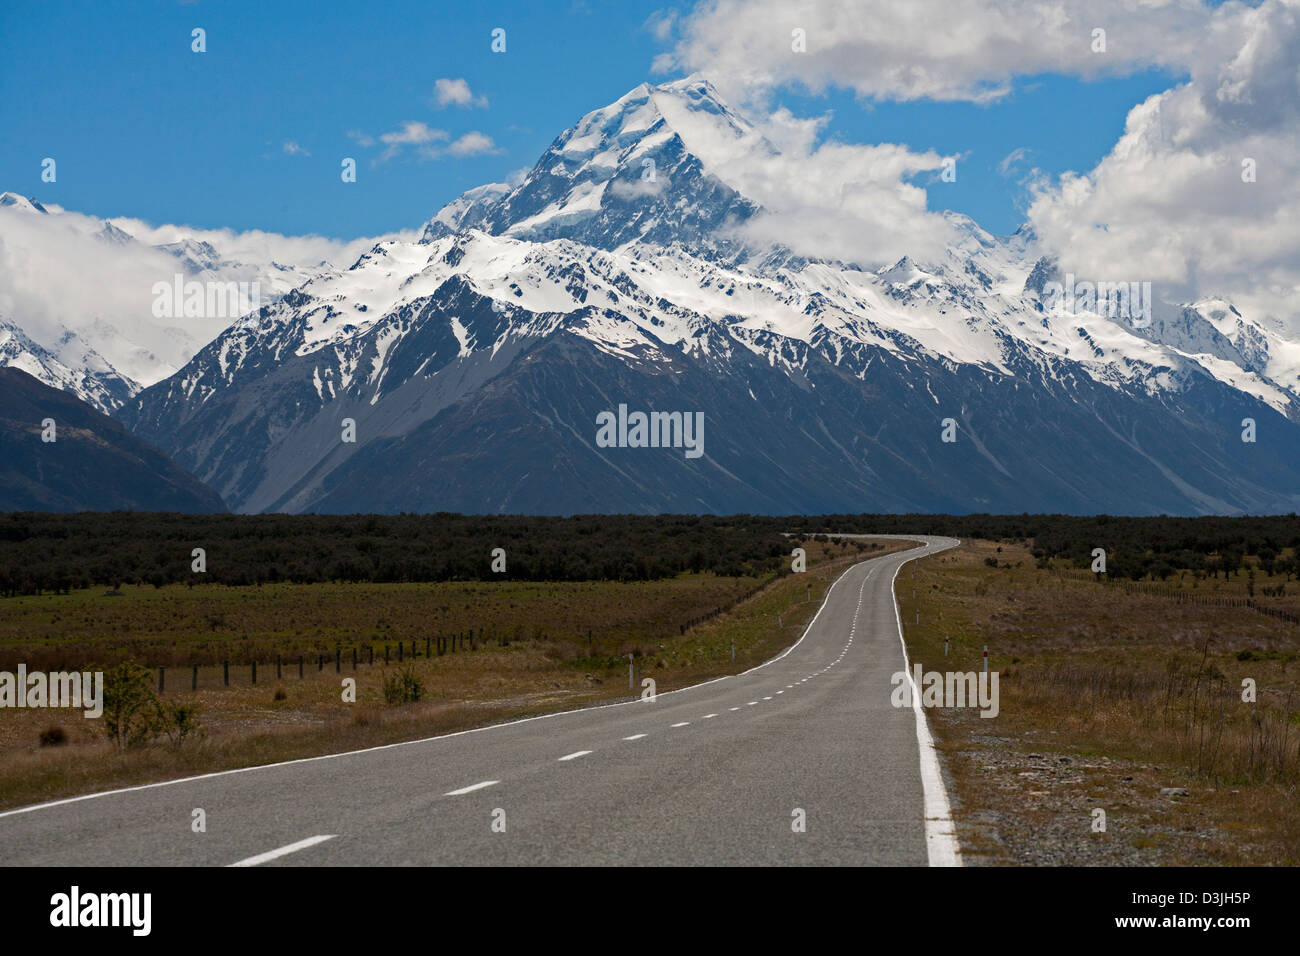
[{"xmin": 0, "ymin": 511, "xmax": 1296, "ymax": 595}]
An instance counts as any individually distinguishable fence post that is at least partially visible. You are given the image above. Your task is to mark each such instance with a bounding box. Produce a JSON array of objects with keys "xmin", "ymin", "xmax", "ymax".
[
  {"xmin": 369, "ymin": 645, "xmax": 373, "ymax": 665},
  {"xmin": 223, "ymin": 660, "xmax": 229, "ymax": 687},
  {"xmin": 158, "ymin": 666, "xmax": 164, "ymax": 694},
  {"xmin": 353, "ymin": 647, "xmax": 358, "ymax": 670},
  {"xmin": 277, "ymin": 654, "xmax": 282, "ymax": 680},
  {"xmin": 398, "ymin": 642, "xmax": 403, "ymax": 663},
  {"xmin": 425, "ymin": 637, "xmax": 430, "ymax": 657},
  {"xmin": 299, "ymin": 656, "xmax": 304, "ymax": 679},
  {"xmin": 336, "ymin": 647, "xmax": 341, "ymax": 673},
  {"xmin": 252, "ymin": 660, "xmax": 257, "ymax": 684},
  {"xmin": 192, "ymin": 664, "xmax": 198, "ymax": 691},
  {"xmin": 385, "ymin": 645, "xmax": 390, "ymax": 665}
]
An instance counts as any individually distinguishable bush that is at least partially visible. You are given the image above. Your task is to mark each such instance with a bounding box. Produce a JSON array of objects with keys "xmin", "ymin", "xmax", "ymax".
[
  {"xmin": 101, "ymin": 661, "xmax": 202, "ymax": 748},
  {"xmin": 39, "ymin": 726, "xmax": 67, "ymax": 747},
  {"xmin": 382, "ymin": 666, "xmax": 424, "ymax": 704},
  {"xmin": 102, "ymin": 662, "xmax": 162, "ymax": 749}
]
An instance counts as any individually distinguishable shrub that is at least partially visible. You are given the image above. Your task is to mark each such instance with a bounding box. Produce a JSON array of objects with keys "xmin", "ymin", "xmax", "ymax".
[
  {"xmin": 382, "ymin": 666, "xmax": 424, "ymax": 704},
  {"xmin": 39, "ymin": 726, "xmax": 67, "ymax": 747},
  {"xmin": 102, "ymin": 662, "xmax": 162, "ymax": 749}
]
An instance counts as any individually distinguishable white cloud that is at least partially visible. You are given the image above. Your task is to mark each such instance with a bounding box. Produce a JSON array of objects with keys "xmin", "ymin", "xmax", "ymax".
[
  {"xmin": 0, "ymin": 202, "xmax": 412, "ymax": 386},
  {"xmin": 656, "ymin": 0, "xmax": 1300, "ymax": 325},
  {"xmin": 433, "ymin": 77, "xmax": 489, "ymax": 109},
  {"xmin": 376, "ymin": 121, "xmax": 449, "ymax": 161},
  {"xmin": 657, "ymin": 0, "xmax": 1213, "ymax": 105},
  {"xmin": 998, "ymin": 146, "xmax": 1030, "ymax": 177},
  {"xmin": 446, "ymin": 131, "xmax": 500, "ymax": 157},
  {"xmin": 351, "ymin": 122, "xmax": 497, "ymax": 162},
  {"xmin": 719, "ymin": 110, "xmax": 958, "ymax": 266},
  {"xmin": 643, "ymin": 9, "xmax": 678, "ymax": 42},
  {"xmin": 282, "ymin": 141, "xmax": 310, "ymax": 157},
  {"xmin": 1026, "ymin": 0, "xmax": 1300, "ymax": 328}
]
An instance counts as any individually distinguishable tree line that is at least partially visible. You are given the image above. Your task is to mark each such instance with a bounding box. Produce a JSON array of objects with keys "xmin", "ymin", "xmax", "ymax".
[{"xmin": 1, "ymin": 511, "xmax": 1296, "ymax": 595}]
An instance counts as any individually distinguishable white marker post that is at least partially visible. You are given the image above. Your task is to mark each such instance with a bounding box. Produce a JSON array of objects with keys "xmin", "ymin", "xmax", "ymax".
[
  {"xmin": 983, "ymin": 645, "xmax": 989, "ymax": 673},
  {"xmin": 628, "ymin": 653, "xmax": 634, "ymax": 690},
  {"xmin": 944, "ymin": 636, "xmax": 949, "ymax": 657}
]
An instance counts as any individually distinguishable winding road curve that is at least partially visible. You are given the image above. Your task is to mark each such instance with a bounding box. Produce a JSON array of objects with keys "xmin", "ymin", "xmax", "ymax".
[{"xmin": 0, "ymin": 535, "xmax": 961, "ymax": 866}]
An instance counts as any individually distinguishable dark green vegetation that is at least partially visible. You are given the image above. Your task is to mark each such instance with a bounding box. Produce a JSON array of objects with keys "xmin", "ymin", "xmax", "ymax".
[{"xmin": 2, "ymin": 512, "xmax": 1298, "ymax": 596}]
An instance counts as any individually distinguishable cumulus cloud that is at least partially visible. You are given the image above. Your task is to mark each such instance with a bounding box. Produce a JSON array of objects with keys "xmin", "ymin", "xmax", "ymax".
[
  {"xmin": 718, "ymin": 109, "xmax": 958, "ymax": 266},
  {"xmin": 654, "ymin": 0, "xmax": 1300, "ymax": 325},
  {"xmin": 433, "ymin": 78, "xmax": 489, "ymax": 109},
  {"xmin": 282, "ymin": 141, "xmax": 310, "ymax": 156},
  {"xmin": 1026, "ymin": 0, "xmax": 1300, "ymax": 327},
  {"xmin": 657, "ymin": 0, "xmax": 1213, "ymax": 105},
  {"xmin": 445, "ymin": 131, "xmax": 500, "ymax": 157}
]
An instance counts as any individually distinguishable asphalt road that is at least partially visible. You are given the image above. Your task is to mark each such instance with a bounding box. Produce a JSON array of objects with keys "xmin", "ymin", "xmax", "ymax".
[{"xmin": 0, "ymin": 535, "xmax": 961, "ymax": 866}]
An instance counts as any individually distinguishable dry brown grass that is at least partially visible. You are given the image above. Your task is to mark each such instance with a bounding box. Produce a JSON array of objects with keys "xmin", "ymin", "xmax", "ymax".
[
  {"xmin": 897, "ymin": 540, "xmax": 1300, "ymax": 865},
  {"xmin": 0, "ymin": 537, "xmax": 910, "ymax": 810}
]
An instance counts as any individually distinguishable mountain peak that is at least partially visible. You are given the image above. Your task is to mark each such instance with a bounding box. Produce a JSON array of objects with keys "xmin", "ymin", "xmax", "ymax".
[
  {"xmin": 420, "ymin": 75, "xmax": 759, "ymax": 252},
  {"xmin": 0, "ymin": 192, "xmax": 49, "ymax": 215}
]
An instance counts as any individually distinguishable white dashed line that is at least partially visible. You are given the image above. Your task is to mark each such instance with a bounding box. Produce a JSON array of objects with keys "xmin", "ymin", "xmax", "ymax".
[
  {"xmin": 558, "ymin": 750, "xmax": 592, "ymax": 761},
  {"xmin": 623, "ymin": 734, "xmax": 646, "ymax": 741},
  {"xmin": 671, "ymin": 721, "xmax": 690, "ymax": 728},
  {"xmin": 444, "ymin": 780, "xmax": 500, "ymax": 796},
  {"xmin": 702, "ymin": 713, "xmax": 718, "ymax": 719},
  {"xmin": 228, "ymin": 834, "xmax": 336, "ymax": 867}
]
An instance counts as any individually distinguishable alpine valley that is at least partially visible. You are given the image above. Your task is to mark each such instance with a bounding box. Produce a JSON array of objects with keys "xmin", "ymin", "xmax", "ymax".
[{"xmin": 9, "ymin": 78, "xmax": 1300, "ymax": 515}]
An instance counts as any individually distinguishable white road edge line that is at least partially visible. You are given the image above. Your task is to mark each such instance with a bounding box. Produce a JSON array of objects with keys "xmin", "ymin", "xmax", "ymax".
[
  {"xmin": 890, "ymin": 540, "xmax": 963, "ymax": 868},
  {"xmin": 623, "ymin": 734, "xmax": 646, "ymax": 740},
  {"xmin": 558, "ymin": 750, "xmax": 592, "ymax": 761},
  {"xmin": 228, "ymin": 834, "xmax": 336, "ymax": 868},
  {"xmin": 444, "ymin": 780, "xmax": 499, "ymax": 796}
]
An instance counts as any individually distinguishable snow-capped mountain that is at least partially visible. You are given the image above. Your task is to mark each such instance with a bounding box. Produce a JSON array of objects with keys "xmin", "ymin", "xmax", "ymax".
[
  {"xmin": 0, "ymin": 193, "xmax": 360, "ymax": 412},
  {"xmin": 118, "ymin": 78, "xmax": 1300, "ymax": 514},
  {"xmin": 0, "ymin": 316, "xmax": 135, "ymax": 412}
]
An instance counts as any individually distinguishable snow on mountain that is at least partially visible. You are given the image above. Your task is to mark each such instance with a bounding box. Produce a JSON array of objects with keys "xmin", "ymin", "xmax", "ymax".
[
  {"xmin": 421, "ymin": 77, "xmax": 760, "ymax": 252},
  {"xmin": 0, "ymin": 316, "xmax": 136, "ymax": 411},
  {"xmin": 0, "ymin": 195, "xmax": 378, "ymax": 410},
  {"xmin": 107, "ymin": 78, "xmax": 1300, "ymax": 514},
  {"xmin": 0, "ymin": 193, "xmax": 50, "ymax": 215}
]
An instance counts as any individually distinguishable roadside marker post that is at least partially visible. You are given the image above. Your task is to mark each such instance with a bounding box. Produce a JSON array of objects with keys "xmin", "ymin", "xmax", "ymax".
[
  {"xmin": 628, "ymin": 653, "xmax": 634, "ymax": 691},
  {"xmin": 983, "ymin": 645, "xmax": 989, "ymax": 673},
  {"xmin": 944, "ymin": 636, "xmax": 949, "ymax": 657}
]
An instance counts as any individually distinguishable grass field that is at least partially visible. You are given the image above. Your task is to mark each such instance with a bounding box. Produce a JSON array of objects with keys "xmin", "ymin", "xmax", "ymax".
[
  {"xmin": 898, "ymin": 540, "xmax": 1300, "ymax": 865},
  {"xmin": 0, "ymin": 536, "xmax": 909, "ymax": 810}
]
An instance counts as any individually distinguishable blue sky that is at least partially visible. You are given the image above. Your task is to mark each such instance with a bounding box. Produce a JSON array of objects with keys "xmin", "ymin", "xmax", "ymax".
[{"xmin": 0, "ymin": 0, "xmax": 1184, "ymax": 239}]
